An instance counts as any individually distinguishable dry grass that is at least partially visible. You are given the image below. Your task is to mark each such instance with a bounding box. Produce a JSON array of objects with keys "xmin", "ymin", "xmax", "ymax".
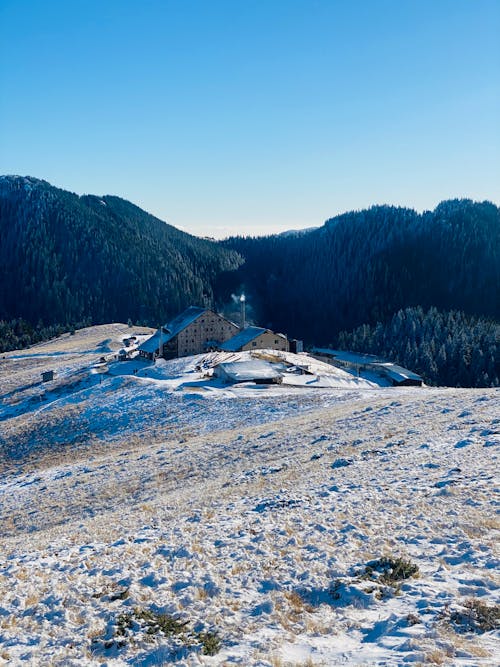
[
  {"xmin": 448, "ymin": 597, "xmax": 500, "ymax": 633},
  {"xmin": 24, "ymin": 593, "xmax": 40, "ymax": 607},
  {"xmin": 195, "ymin": 587, "xmax": 208, "ymax": 601},
  {"xmin": 437, "ymin": 625, "xmax": 492, "ymax": 658},
  {"xmin": 252, "ymin": 351, "xmax": 285, "ymax": 363},
  {"xmin": 424, "ymin": 650, "xmax": 448, "ymax": 665},
  {"xmin": 461, "ymin": 514, "xmax": 500, "ymax": 538},
  {"xmin": 269, "ymin": 655, "xmax": 284, "ymax": 667},
  {"xmin": 284, "ymin": 591, "xmax": 308, "ymax": 613}
]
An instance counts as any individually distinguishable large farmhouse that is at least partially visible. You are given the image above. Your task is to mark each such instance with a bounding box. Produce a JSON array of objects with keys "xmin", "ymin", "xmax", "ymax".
[
  {"xmin": 219, "ymin": 326, "xmax": 288, "ymax": 353},
  {"xmin": 138, "ymin": 306, "xmax": 239, "ymax": 360}
]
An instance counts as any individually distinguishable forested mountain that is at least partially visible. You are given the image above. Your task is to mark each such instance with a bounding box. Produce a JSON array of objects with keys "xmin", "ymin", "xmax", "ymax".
[
  {"xmin": 219, "ymin": 200, "xmax": 500, "ymax": 342},
  {"xmin": 0, "ymin": 176, "xmax": 242, "ymax": 331}
]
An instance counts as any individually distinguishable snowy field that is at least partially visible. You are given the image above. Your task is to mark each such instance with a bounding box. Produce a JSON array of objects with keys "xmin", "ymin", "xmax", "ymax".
[{"xmin": 0, "ymin": 326, "xmax": 498, "ymax": 665}]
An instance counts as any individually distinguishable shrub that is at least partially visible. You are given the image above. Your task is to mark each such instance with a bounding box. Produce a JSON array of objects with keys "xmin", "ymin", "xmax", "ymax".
[
  {"xmin": 132, "ymin": 608, "xmax": 188, "ymax": 636},
  {"xmin": 110, "ymin": 607, "xmax": 222, "ymax": 656},
  {"xmin": 198, "ymin": 631, "xmax": 221, "ymax": 656},
  {"xmin": 364, "ymin": 556, "xmax": 419, "ymax": 583},
  {"xmin": 448, "ymin": 598, "xmax": 500, "ymax": 633}
]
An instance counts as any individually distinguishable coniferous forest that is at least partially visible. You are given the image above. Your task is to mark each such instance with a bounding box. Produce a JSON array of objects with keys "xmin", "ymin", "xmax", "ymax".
[
  {"xmin": 0, "ymin": 175, "xmax": 498, "ymax": 386},
  {"xmin": 337, "ymin": 307, "xmax": 498, "ymax": 388},
  {"xmin": 0, "ymin": 176, "xmax": 242, "ymax": 330}
]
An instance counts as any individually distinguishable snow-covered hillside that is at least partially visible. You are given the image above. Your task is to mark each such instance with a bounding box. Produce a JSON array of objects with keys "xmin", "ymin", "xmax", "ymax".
[{"xmin": 0, "ymin": 327, "xmax": 498, "ymax": 665}]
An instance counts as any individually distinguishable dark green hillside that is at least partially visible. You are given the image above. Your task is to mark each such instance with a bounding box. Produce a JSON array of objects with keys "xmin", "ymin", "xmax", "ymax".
[
  {"xmin": 220, "ymin": 200, "xmax": 500, "ymax": 342},
  {"xmin": 0, "ymin": 176, "xmax": 242, "ymax": 331}
]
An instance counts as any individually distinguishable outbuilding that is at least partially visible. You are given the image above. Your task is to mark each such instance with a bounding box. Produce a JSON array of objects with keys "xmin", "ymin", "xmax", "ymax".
[
  {"xmin": 213, "ymin": 359, "xmax": 283, "ymax": 384},
  {"xmin": 219, "ymin": 326, "xmax": 288, "ymax": 353},
  {"xmin": 373, "ymin": 363, "xmax": 423, "ymax": 387}
]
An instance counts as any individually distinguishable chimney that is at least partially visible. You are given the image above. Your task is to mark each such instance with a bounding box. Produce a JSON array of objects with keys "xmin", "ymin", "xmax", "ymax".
[{"xmin": 240, "ymin": 294, "xmax": 246, "ymax": 329}]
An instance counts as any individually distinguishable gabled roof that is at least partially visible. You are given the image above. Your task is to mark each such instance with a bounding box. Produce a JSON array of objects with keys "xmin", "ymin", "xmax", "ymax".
[
  {"xmin": 219, "ymin": 326, "xmax": 268, "ymax": 351},
  {"xmin": 138, "ymin": 329, "xmax": 162, "ymax": 354},
  {"xmin": 162, "ymin": 306, "xmax": 208, "ymax": 343}
]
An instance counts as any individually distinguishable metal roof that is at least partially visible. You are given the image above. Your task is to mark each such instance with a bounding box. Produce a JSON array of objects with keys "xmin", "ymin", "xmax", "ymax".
[
  {"xmin": 137, "ymin": 329, "xmax": 162, "ymax": 354},
  {"xmin": 162, "ymin": 306, "xmax": 208, "ymax": 343},
  {"xmin": 312, "ymin": 348, "xmax": 384, "ymax": 364},
  {"xmin": 374, "ymin": 363, "xmax": 423, "ymax": 383},
  {"xmin": 312, "ymin": 348, "xmax": 422, "ymax": 382},
  {"xmin": 220, "ymin": 326, "xmax": 271, "ymax": 351}
]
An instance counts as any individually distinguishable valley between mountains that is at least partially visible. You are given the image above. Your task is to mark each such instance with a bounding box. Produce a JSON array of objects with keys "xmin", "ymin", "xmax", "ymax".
[{"xmin": 0, "ymin": 326, "xmax": 498, "ymax": 665}]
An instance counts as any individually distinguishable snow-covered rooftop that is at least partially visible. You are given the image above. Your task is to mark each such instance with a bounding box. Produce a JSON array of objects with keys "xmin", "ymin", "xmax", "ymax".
[
  {"xmin": 313, "ymin": 348, "xmax": 422, "ymax": 383},
  {"xmin": 137, "ymin": 329, "xmax": 162, "ymax": 354},
  {"xmin": 214, "ymin": 359, "xmax": 282, "ymax": 383},
  {"xmin": 137, "ymin": 307, "xmax": 210, "ymax": 353},
  {"xmin": 377, "ymin": 362, "xmax": 423, "ymax": 383},
  {"xmin": 313, "ymin": 348, "xmax": 384, "ymax": 364},
  {"xmin": 220, "ymin": 326, "xmax": 271, "ymax": 351},
  {"xmin": 161, "ymin": 306, "xmax": 208, "ymax": 343}
]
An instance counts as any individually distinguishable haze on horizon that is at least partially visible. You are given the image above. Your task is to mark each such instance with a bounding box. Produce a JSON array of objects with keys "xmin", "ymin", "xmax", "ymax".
[{"xmin": 1, "ymin": 0, "xmax": 499, "ymax": 238}]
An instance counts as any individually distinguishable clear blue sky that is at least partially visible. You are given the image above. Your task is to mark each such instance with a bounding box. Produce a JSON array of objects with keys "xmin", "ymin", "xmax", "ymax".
[{"xmin": 1, "ymin": 0, "xmax": 499, "ymax": 237}]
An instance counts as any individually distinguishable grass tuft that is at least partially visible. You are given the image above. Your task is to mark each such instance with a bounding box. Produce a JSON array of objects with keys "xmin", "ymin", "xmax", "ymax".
[{"xmin": 447, "ymin": 598, "xmax": 500, "ymax": 633}]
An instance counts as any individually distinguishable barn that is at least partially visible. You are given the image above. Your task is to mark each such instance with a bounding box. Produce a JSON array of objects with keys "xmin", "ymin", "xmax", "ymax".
[
  {"xmin": 138, "ymin": 306, "xmax": 240, "ymax": 360},
  {"xmin": 219, "ymin": 326, "xmax": 288, "ymax": 353}
]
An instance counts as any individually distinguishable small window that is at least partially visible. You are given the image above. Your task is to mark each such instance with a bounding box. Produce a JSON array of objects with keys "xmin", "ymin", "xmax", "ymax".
[
  {"xmin": 274, "ymin": 339, "xmax": 278, "ymax": 344},
  {"xmin": 252, "ymin": 341, "xmax": 257, "ymax": 347}
]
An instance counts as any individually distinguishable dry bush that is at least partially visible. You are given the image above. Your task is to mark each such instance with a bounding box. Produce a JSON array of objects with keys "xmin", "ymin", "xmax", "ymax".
[{"xmin": 448, "ymin": 597, "xmax": 500, "ymax": 633}]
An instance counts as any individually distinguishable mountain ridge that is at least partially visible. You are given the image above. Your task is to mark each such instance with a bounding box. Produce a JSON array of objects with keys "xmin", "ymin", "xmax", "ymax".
[{"xmin": 0, "ymin": 175, "xmax": 242, "ymax": 328}]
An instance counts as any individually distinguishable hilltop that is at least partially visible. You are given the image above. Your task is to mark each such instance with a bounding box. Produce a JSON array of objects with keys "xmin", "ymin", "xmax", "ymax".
[{"xmin": 0, "ymin": 326, "xmax": 498, "ymax": 665}]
